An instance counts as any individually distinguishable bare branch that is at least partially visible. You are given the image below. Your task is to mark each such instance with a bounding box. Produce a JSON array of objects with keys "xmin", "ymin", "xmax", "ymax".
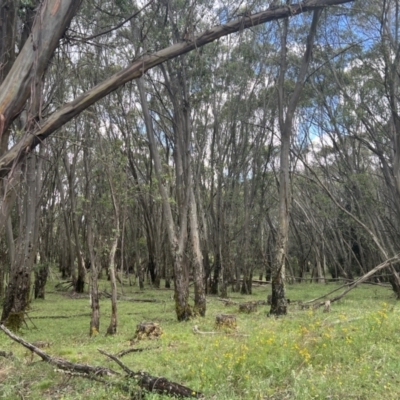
[{"xmin": 0, "ymin": 324, "xmax": 117, "ymax": 377}]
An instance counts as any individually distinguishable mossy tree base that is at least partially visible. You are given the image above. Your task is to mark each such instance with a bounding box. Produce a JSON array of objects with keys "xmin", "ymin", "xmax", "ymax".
[
  {"xmin": 269, "ymin": 281, "xmax": 287, "ymax": 316},
  {"xmin": 175, "ymin": 304, "xmax": 193, "ymax": 322},
  {"xmin": 3, "ymin": 312, "xmax": 25, "ymax": 332},
  {"xmin": 193, "ymin": 302, "xmax": 206, "ymax": 317}
]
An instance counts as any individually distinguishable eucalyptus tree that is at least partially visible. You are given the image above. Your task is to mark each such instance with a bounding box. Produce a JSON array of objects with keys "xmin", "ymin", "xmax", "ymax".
[
  {"xmin": 269, "ymin": 9, "xmax": 322, "ymax": 315},
  {"xmin": 0, "ymin": 0, "xmax": 357, "ymax": 327},
  {"xmin": 299, "ymin": 0, "xmax": 400, "ymax": 290}
]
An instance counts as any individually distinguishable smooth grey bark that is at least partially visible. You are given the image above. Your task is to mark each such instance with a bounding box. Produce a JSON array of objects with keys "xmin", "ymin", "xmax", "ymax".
[
  {"xmin": 96, "ymin": 135, "xmax": 120, "ymax": 335},
  {"xmin": 0, "ymin": 0, "xmax": 355, "ymax": 178},
  {"xmin": 137, "ymin": 75, "xmax": 192, "ymax": 321},
  {"xmin": 189, "ymin": 184, "xmax": 206, "ymax": 316},
  {"xmin": 270, "ymin": 9, "xmax": 322, "ymax": 315},
  {"xmin": 0, "ymin": 0, "xmax": 82, "ymax": 130}
]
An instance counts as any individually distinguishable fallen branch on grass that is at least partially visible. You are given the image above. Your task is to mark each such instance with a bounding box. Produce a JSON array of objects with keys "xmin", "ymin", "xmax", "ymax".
[
  {"xmin": 192, "ymin": 325, "xmax": 249, "ymax": 337},
  {"xmin": 0, "ymin": 324, "xmax": 204, "ymax": 398},
  {"xmin": 115, "ymin": 346, "xmax": 160, "ymax": 358},
  {"xmin": 30, "ymin": 313, "xmax": 91, "ymax": 319},
  {"xmin": 101, "ymin": 290, "xmax": 165, "ymax": 303},
  {"xmin": 120, "ymin": 296, "xmax": 166, "ymax": 303},
  {"xmin": 301, "ymin": 282, "xmax": 350, "ymax": 305},
  {"xmin": 0, "ymin": 324, "xmax": 116, "ymax": 376},
  {"xmin": 304, "ymin": 256, "xmax": 400, "ymax": 310},
  {"xmin": 98, "ymin": 349, "xmax": 204, "ymax": 398},
  {"xmin": 192, "ymin": 325, "xmax": 217, "ymax": 335}
]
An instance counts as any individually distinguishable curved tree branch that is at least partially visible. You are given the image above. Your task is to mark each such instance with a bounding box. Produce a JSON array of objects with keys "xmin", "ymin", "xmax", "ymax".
[{"xmin": 0, "ymin": 0, "xmax": 354, "ymax": 178}]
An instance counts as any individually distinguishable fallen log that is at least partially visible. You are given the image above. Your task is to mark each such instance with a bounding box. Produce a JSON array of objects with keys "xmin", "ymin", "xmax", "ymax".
[
  {"xmin": 115, "ymin": 345, "xmax": 160, "ymax": 358},
  {"xmin": 98, "ymin": 349, "xmax": 203, "ymax": 398},
  {"xmin": 304, "ymin": 256, "xmax": 400, "ymax": 309},
  {"xmin": 30, "ymin": 313, "xmax": 90, "ymax": 319},
  {"xmin": 102, "ymin": 290, "xmax": 165, "ymax": 303},
  {"xmin": 0, "ymin": 324, "xmax": 116, "ymax": 377},
  {"xmin": 0, "ymin": 324, "xmax": 204, "ymax": 398}
]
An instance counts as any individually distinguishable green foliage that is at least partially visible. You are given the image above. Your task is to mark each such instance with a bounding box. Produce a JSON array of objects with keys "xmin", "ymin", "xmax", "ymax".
[{"xmin": 1, "ymin": 276, "xmax": 400, "ymax": 399}]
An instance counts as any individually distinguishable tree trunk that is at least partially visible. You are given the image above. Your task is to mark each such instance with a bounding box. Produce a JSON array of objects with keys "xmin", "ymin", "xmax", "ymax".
[
  {"xmin": 56, "ymin": 171, "xmax": 75, "ymax": 279},
  {"xmin": 0, "ymin": 0, "xmax": 82, "ymax": 130},
  {"xmin": 34, "ymin": 263, "xmax": 48, "ymax": 300},
  {"xmin": 64, "ymin": 153, "xmax": 86, "ymax": 293},
  {"xmin": 83, "ymin": 141, "xmax": 100, "ymax": 336},
  {"xmin": 189, "ymin": 186, "xmax": 206, "ymax": 317},
  {"xmin": 0, "ymin": 1, "xmax": 355, "ymax": 177},
  {"xmin": 137, "ymin": 75, "xmax": 192, "ymax": 321},
  {"xmin": 106, "ymin": 233, "xmax": 119, "ymax": 335},
  {"xmin": 270, "ymin": 10, "xmax": 321, "ymax": 315},
  {"xmin": 1, "ymin": 154, "xmax": 41, "ymax": 329}
]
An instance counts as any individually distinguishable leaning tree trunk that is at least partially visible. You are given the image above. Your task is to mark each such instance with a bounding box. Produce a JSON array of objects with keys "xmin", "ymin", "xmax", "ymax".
[{"xmin": 0, "ymin": 2, "xmax": 355, "ymax": 182}]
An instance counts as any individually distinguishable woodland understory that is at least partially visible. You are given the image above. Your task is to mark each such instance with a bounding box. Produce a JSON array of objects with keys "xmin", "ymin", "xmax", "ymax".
[
  {"xmin": 1, "ymin": 0, "xmax": 400, "ymax": 355},
  {"xmin": 3, "ymin": 3, "xmax": 400, "ymax": 398}
]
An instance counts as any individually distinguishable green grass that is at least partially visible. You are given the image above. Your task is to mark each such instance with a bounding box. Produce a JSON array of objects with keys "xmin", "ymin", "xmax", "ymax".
[{"xmin": 1, "ymin": 277, "xmax": 400, "ymax": 399}]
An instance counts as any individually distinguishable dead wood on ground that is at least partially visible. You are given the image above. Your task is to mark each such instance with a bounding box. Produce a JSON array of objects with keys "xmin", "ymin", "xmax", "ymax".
[
  {"xmin": 0, "ymin": 324, "xmax": 203, "ymax": 398},
  {"xmin": 192, "ymin": 325, "xmax": 218, "ymax": 335},
  {"xmin": 30, "ymin": 313, "xmax": 90, "ymax": 319},
  {"xmin": 302, "ymin": 256, "xmax": 400, "ymax": 310},
  {"xmin": 115, "ymin": 346, "xmax": 160, "ymax": 358},
  {"xmin": 98, "ymin": 349, "xmax": 204, "ymax": 398},
  {"xmin": 101, "ymin": 290, "xmax": 165, "ymax": 303},
  {"xmin": 0, "ymin": 324, "xmax": 116, "ymax": 376}
]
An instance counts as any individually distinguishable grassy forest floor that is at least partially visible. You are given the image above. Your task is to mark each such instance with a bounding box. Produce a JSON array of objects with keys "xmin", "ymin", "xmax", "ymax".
[{"xmin": 1, "ymin": 275, "xmax": 400, "ymax": 399}]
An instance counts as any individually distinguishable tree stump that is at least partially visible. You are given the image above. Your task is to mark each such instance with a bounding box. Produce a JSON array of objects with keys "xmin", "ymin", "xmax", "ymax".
[
  {"xmin": 132, "ymin": 322, "xmax": 163, "ymax": 342},
  {"xmin": 215, "ymin": 314, "xmax": 237, "ymax": 330},
  {"xmin": 239, "ymin": 302, "xmax": 257, "ymax": 313}
]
